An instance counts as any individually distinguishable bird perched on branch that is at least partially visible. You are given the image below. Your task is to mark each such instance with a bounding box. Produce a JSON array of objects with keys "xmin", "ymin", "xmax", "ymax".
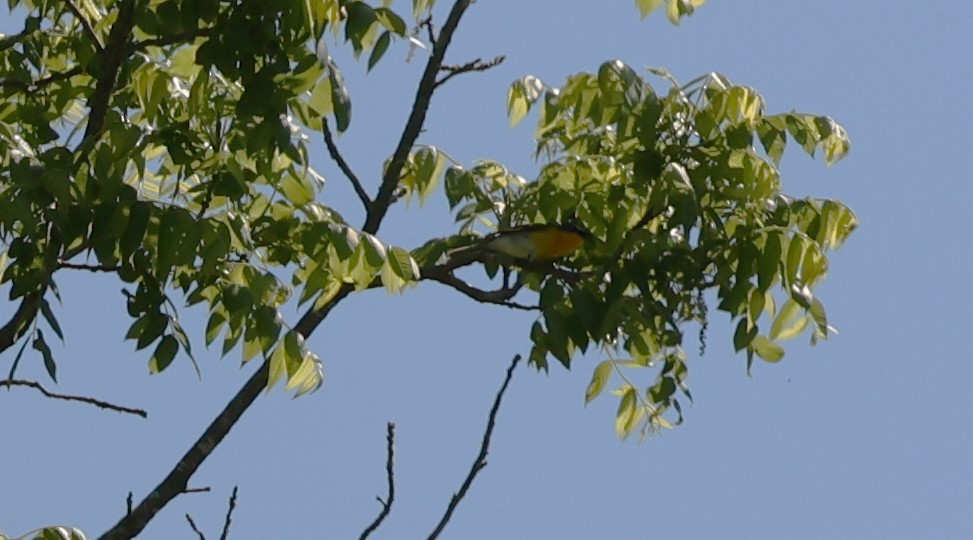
[{"xmin": 449, "ymin": 223, "xmax": 592, "ymax": 264}]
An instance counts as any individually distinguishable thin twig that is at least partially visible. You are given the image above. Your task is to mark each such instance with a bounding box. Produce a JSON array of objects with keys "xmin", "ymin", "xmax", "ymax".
[
  {"xmin": 436, "ymin": 55, "xmax": 505, "ymax": 88},
  {"xmin": 185, "ymin": 514, "xmax": 206, "ymax": 540},
  {"xmin": 126, "ymin": 492, "xmax": 133, "ymax": 515},
  {"xmin": 58, "ymin": 261, "xmax": 121, "ymax": 272},
  {"xmin": 0, "ymin": 379, "xmax": 148, "ymax": 418},
  {"xmin": 0, "ymin": 66, "xmax": 86, "ymax": 94},
  {"xmin": 64, "ymin": 0, "xmax": 104, "ymax": 51},
  {"xmin": 359, "ymin": 423, "xmax": 396, "ymax": 540},
  {"xmin": 323, "ymin": 118, "xmax": 370, "ymax": 210},
  {"xmin": 427, "ymin": 354, "xmax": 521, "ymax": 540},
  {"xmin": 131, "ymin": 27, "xmax": 214, "ymax": 50},
  {"xmin": 219, "ymin": 486, "xmax": 238, "ymax": 540},
  {"xmin": 183, "ymin": 486, "xmax": 211, "ymax": 494}
]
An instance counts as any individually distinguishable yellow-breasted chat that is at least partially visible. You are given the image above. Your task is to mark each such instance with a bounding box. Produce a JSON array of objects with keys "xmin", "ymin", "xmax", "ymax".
[{"xmin": 451, "ymin": 223, "xmax": 592, "ymax": 263}]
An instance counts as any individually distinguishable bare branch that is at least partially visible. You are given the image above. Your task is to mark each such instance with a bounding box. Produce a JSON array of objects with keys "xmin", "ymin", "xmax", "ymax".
[
  {"xmin": 219, "ymin": 487, "xmax": 238, "ymax": 540},
  {"xmin": 185, "ymin": 514, "xmax": 206, "ymax": 540},
  {"xmin": 126, "ymin": 492, "xmax": 133, "ymax": 516},
  {"xmin": 323, "ymin": 118, "xmax": 371, "ymax": 211},
  {"xmin": 65, "ymin": 0, "xmax": 104, "ymax": 52},
  {"xmin": 359, "ymin": 423, "xmax": 396, "ymax": 540},
  {"xmin": 183, "ymin": 486, "xmax": 212, "ymax": 494},
  {"xmin": 436, "ymin": 55, "xmax": 505, "ymax": 88},
  {"xmin": 0, "ymin": 379, "xmax": 148, "ymax": 418},
  {"xmin": 421, "ymin": 267, "xmax": 537, "ymax": 311},
  {"xmin": 428, "ymin": 354, "xmax": 522, "ymax": 540}
]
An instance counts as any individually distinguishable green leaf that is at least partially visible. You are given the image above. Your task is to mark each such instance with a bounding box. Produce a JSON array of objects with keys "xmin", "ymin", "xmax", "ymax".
[
  {"xmin": 284, "ymin": 351, "xmax": 324, "ymax": 397},
  {"xmin": 507, "ymin": 75, "xmax": 543, "ymax": 127},
  {"xmin": 280, "ymin": 174, "xmax": 315, "ymax": 206},
  {"xmin": 32, "ymin": 330, "xmax": 56, "ymax": 382},
  {"xmin": 149, "ymin": 335, "xmax": 179, "ymax": 374},
  {"xmin": 585, "ymin": 360, "xmax": 614, "ymax": 405},
  {"xmin": 386, "ymin": 246, "xmax": 419, "ymax": 281},
  {"xmin": 732, "ymin": 318, "xmax": 756, "ymax": 351},
  {"xmin": 635, "ymin": 0, "xmax": 665, "ymax": 19},
  {"xmin": 39, "ymin": 299, "xmax": 64, "ymax": 342},
  {"xmin": 367, "ymin": 31, "xmax": 392, "ymax": 71},
  {"xmin": 614, "ymin": 385, "xmax": 645, "ymax": 439},
  {"xmin": 751, "ymin": 335, "xmax": 785, "ymax": 363},
  {"xmin": 329, "ymin": 62, "xmax": 352, "ymax": 132},
  {"xmin": 769, "ymin": 298, "xmax": 806, "ymax": 340}
]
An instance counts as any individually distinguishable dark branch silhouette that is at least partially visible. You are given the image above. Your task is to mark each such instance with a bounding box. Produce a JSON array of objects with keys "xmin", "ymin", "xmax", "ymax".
[
  {"xmin": 359, "ymin": 422, "xmax": 396, "ymax": 540},
  {"xmin": 185, "ymin": 514, "xmax": 206, "ymax": 540},
  {"xmin": 219, "ymin": 486, "xmax": 238, "ymax": 540},
  {"xmin": 65, "ymin": 0, "xmax": 103, "ymax": 52},
  {"xmin": 132, "ymin": 27, "xmax": 214, "ymax": 50},
  {"xmin": 1, "ymin": 379, "xmax": 147, "ymax": 418},
  {"xmin": 323, "ymin": 118, "xmax": 371, "ymax": 210},
  {"xmin": 436, "ymin": 55, "xmax": 506, "ymax": 88},
  {"xmin": 427, "ymin": 354, "xmax": 521, "ymax": 540}
]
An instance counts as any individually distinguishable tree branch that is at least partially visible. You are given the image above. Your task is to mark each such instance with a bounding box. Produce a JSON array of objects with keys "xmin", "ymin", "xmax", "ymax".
[
  {"xmin": 65, "ymin": 0, "xmax": 104, "ymax": 52},
  {"xmin": 359, "ymin": 422, "xmax": 396, "ymax": 540},
  {"xmin": 219, "ymin": 486, "xmax": 238, "ymax": 540},
  {"xmin": 323, "ymin": 118, "xmax": 371, "ymax": 211},
  {"xmin": 363, "ymin": 0, "xmax": 474, "ymax": 235},
  {"xmin": 184, "ymin": 514, "xmax": 206, "ymax": 540},
  {"xmin": 436, "ymin": 55, "xmax": 505, "ymax": 88},
  {"xmin": 0, "ymin": 379, "xmax": 147, "ymax": 418},
  {"xmin": 83, "ymin": 0, "xmax": 136, "ymax": 142},
  {"xmin": 131, "ymin": 27, "xmax": 214, "ymax": 50},
  {"xmin": 58, "ymin": 261, "xmax": 121, "ymax": 272},
  {"xmin": 427, "ymin": 354, "xmax": 521, "ymax": 540},
  {"xmin": 421, "ymin": 266, "xmax": 537, "ymax": 310},
  {"xmin": 99, "ymin": 2, "xmax": 477, "ymax": 536}
]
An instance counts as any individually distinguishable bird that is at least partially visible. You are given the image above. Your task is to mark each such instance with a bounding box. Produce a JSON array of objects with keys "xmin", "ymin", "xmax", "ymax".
[{"xmin": 452, "ymin": 223, "xmax": 592, "ymax": 263}]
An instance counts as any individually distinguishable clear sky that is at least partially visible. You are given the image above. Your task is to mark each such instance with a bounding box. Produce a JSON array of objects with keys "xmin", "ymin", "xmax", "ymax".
[{"xmin": 2, "ymin": 1, "xmax": 972, "ymax": 538}]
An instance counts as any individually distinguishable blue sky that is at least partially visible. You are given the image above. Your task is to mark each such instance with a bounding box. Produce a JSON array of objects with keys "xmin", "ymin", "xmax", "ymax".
[{"xmin": 2, "ymin": 1, "xmax": 972, "ymax": 538}]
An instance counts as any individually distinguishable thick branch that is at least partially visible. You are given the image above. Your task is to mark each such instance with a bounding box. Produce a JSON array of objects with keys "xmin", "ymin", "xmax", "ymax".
[
  {"xmin": 99, "ymin": 2, "xmax": 476, "ymax": 536},
  {"xmin": 359, "ymin": 422, "xmax": 396, "ymax": 540},
  {"xmin": 363, "ymin": 0, "xmax": 474, "ymax": 235},
  {"xmin": 83, "ymin": 0, "xmax": 136, "ymax": 141},
  {"xmin": 0, "ymin": 379, "xmax": 147, "ymax": 418},
  {"xmin": 427, "ymin": 354, "xmax": 521, "ymax": 540},
  {"xmin": 323, "ymin": 119, "xmax": 371, "ymax": 211}
]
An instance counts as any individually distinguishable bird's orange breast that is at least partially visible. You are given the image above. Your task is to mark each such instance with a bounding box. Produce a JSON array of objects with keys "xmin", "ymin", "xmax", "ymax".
[{"xmin": 529, "ymin": 229, "xmax": 585, "ymax": 260}]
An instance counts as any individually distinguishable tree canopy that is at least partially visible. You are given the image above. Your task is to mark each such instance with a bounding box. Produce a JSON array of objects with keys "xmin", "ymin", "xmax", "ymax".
[{"xmin": 0, "ymin": 0, "xmax": 855, "ymax": 537}]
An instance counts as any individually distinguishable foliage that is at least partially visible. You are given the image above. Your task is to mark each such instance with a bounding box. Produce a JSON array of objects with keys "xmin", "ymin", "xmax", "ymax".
[
  {"xmin": 0, "ymin": 0, "xmax": 855, "ymax": 535},
  {"xmin": 498, "ymin": 64, "xmax": 855, "ymax": 438}
]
